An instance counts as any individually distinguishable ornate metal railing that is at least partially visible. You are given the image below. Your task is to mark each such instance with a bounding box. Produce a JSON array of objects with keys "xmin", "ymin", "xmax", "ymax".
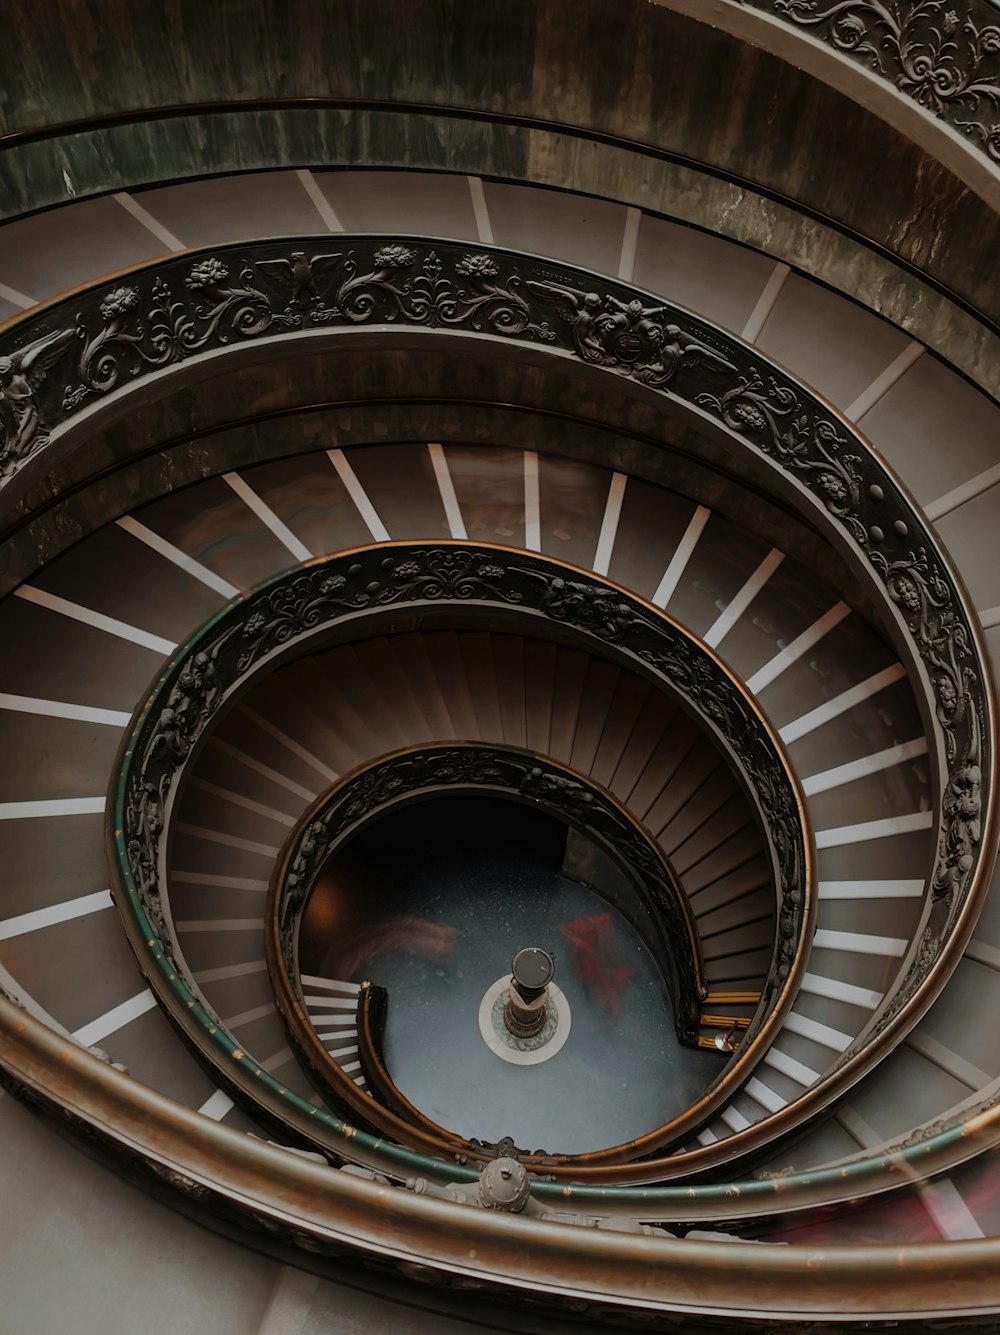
[
  {"xmin": 3, "ymin": 239, "xmax": 990, "ymax": 941},
  {"xmin": 355, "ymin": 983, "xmax": 424, "ymax": 1123},
  {"xmin": 112, "ymin": 543, "xmax": 810, "ymax": 1175},
  {"xmin": 4, "ymin": 237, "xmax": 972, "ymax": 1080},
  {"xmin": 742, "ymin": 0, "xmax": 1000, "ymax": 164},
  {"xmin": 0, "ymin": 232, "xmax": 978, "ymax": 1171},
  {"xmin": 266, "ymin": 743, "xmax": 721, "ymax": 1152}
]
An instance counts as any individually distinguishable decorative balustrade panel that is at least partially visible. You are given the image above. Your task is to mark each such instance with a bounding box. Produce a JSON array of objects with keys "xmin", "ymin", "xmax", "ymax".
[
  {"xmin": 0, "ymin": 237, "xmax": 977, "ymax": 1011},
  {"xmin": 113, "ymin": 544, "xmax": 809, "ymax": 1166},
  {"xmin": 741, "ymin": 1, "xmax": 1000, "ymax": 163}
]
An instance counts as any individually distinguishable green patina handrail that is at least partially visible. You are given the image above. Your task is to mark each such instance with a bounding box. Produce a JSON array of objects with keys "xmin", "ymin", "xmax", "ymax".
[{"xmin": 111, "ymin": 542, "xmax": 810, "ymax": 1190}]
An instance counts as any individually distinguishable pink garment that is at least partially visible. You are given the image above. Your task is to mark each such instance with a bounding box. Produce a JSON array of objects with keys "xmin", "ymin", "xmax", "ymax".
[{"xmin": 559, "ymin": 912, "xmax": 633, "ymax": 1015}]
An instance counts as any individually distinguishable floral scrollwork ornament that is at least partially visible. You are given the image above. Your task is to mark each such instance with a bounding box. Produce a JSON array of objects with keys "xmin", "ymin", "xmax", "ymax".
[{"xmin": 771, "ymin": 0, "xmax": 1000, "ymax": 162}]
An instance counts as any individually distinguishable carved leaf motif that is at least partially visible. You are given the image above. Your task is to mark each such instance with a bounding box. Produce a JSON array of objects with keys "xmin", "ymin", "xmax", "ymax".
[{"xmin": 771, "ymin": 0, "xmax": 1000, "ymax": 161}]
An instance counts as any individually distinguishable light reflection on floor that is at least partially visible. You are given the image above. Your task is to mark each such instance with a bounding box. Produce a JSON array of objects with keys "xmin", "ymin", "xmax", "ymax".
[{"xmin": 300, "ymin": 796, "xmax": 724, "ymax": 1154}]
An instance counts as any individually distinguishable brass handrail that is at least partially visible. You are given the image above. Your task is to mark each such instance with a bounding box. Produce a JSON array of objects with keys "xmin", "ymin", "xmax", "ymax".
[
  {"xmin": 111, "ymin": 544, "xmax": 812, "ymax": 1180},
  {"xmin": 7, "ymin": 993, "xmax": 1000, "ymax": 1324},
  {"xmin": 353, "ymin": 983, "xmax": 449, "ymax": 1132},
  {"xmin": 266, "ymin": 743, "xmax": 730, "ymax": 1161}
]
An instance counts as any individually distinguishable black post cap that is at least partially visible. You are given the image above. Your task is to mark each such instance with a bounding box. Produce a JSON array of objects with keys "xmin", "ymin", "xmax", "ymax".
[{"xmin": 511, "ymin": 947, "xmax": 554, "ymax": 1001}]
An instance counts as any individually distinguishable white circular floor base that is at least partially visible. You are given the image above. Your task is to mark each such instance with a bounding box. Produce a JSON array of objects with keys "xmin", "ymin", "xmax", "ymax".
[{"xmin": 478, "ymin": 976, "xmax": 571, "ymax": 1066}]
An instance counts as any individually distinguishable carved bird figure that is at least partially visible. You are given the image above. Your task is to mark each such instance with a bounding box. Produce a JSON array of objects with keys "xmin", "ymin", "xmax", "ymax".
[{"xmin": 257, "ymin": 251, "xmax": 342, "ymax": 306}]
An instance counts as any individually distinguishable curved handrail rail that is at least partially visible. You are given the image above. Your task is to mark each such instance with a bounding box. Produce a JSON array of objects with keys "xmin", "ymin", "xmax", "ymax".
[
  {"xmin": 353, "ymin": 983, "xmax": 451, "ymax": 1131},
  {"xmin": 8, "ymin": 991, "xmax": 1000, "ymax": 1322},
  {"xmin": 111, "ymin": 545, "xmax": 810, "ymax": 1178},
  {"xmin": 267, "ymin": 743, "xmax": 737, "ymax": 1157},
  {"xmin": 30, "ymin": 235, "xmax": 982, "ymax": 1168}
]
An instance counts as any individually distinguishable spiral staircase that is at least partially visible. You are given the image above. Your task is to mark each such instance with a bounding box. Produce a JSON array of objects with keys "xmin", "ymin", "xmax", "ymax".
[{"xmin": 4, "ymin": 3, "xmax": 1000, "ymax": 1331}]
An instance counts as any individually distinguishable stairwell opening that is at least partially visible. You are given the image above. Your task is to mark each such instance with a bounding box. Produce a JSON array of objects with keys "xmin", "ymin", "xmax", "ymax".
[{"xmin": 299, "ymin": 794, "xmax": 722, "ymax": 1154}]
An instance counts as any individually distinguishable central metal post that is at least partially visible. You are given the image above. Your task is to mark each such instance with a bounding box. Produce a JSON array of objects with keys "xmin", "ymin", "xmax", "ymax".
[{"xmin": 504, "ymin": 947, "xmax": 555, "ymax": 1039}]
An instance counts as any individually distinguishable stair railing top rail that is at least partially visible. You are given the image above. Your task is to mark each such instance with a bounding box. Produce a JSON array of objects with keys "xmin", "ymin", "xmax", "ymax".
[
  {"xmin": 267, "ymin": 742, "xmax": 745, "ymax": 1162},
  {"xmin": 8, "ymin": 989, "xmax": 1000, "ymax": 1321},
  {"xmin": 0, "ymin": 235, "xmax": 990, "ymax": 1178},
  {"xmin": 110, "ymin": 544, "xmax": 810, "ymax": 1181}
]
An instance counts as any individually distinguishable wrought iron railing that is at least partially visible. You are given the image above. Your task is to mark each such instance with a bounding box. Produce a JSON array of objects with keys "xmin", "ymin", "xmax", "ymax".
[
  {"xmin": 112, "ymin": 544, "xmax": 810, "ymax": 1173},
  {"xmin": 1, "ymin": 238, "xmax": 990, "ymax": 980},
  {"xmin": 0, "ymin": 235, "xmax": 988, "ymax": 1180},
  {"xmin": 744, "ymin": 0, "xmax": 1000, "ymax": 164}
]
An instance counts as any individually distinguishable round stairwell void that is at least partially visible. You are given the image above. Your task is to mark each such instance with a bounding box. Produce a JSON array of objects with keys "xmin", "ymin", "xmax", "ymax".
[{"xmin": 297, "ymin": 796, "xmax": 723, "ymax": 1153}]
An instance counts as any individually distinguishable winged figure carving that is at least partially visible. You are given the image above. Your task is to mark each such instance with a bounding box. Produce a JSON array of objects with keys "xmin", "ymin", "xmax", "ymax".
[
  {"xmin": 525, "ymin": 279, "xmax": 611, "ymax": 362},
  {"xmin": 526, "ymin": 279, "xmax": 735, "ymax": 386},
  {"xmin": 0, "ymin": 327, "xmax": 75, "ymax": 477},
  {"xmin": 652, "ymin": 321, "xmax": 737, "ymax": 382}
]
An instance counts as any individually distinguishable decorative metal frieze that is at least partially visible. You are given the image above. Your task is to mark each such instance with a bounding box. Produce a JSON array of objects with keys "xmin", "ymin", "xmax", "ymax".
[
  {"xmin": 6, "ymin": 235, "xmax": 987, "ymax": 1038},
  {"xmin": 0, "ymin": 328, "xmax": 75, "ymax": 479},
  {"xmin": 273, "ymin": 745, "xmax": 707, "ymax": 1045},
  {"xmin": 114, "ymin": 544, "xmax": 809, "ymax": 1164},
  {"xmin": 119, "ymin": 545, "xmax": 805, "ymax": 1001},
  {"xmin": 0, "ymin": 241, "xmax": 560, "ymax": 483},
  {"xmin": 747, "ymin": 0, "xmax": 1000, "ymax": 163}
]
